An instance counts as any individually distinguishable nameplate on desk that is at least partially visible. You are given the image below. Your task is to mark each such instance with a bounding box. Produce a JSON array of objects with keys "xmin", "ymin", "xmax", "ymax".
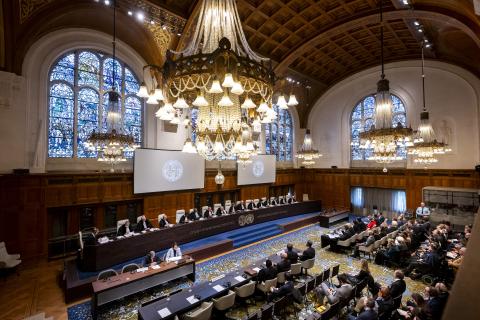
[
  {"xmin": 136, "ymin": 267, "xmax": 148, "ymax": 273},
  {"xmin": 235, "ymin": 275, "xmax": 246, "ymax": 282},
  {"xmin": 213, "ymin": 284, "xmax": 225, "ymax": 292},
  {"xmin": 186, "ymin": 295, "xmax": 199, "ymax": 304},
  {"xmin": 157, "ymin": 307, "xmax": 171, "ymax": 318},
  {"xmin": 211, "ymin": 274, "xmax": 225, "ymax": 282}
]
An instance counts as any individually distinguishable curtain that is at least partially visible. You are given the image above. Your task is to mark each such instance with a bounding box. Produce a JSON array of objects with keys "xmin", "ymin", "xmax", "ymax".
[{"xmin": 350, "ymin": 187, "xmax": 407, "ymax": 217}]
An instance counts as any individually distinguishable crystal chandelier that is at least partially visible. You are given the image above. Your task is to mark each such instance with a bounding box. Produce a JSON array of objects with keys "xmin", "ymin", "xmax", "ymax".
[
  {"xmin": 86, "ymin": 0, "xmax": 138, "ymax": 164},
  {"xmin": 296, "ymin": 129, "xmax": 322, "ymax": 166},
  {"xmin": 137, "ymin": 0, "xmax": 290, "ymax": 163},
  {"xmin": 359, "ymin": 0, "xmax": 412, "ymax": 165},
  {"xmin": 408, "ymin": 45, "xmax": 451, "ymax": 165}
]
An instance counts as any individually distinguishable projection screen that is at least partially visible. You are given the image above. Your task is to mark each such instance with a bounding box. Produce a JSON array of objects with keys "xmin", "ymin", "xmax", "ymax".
[
  {"xmin": 237, "ymin": 155, "xmax": 276, "ymax": 185},
  {"xmin": 134, "ymin": 149, "xmax": 205, "ymax": 194}
]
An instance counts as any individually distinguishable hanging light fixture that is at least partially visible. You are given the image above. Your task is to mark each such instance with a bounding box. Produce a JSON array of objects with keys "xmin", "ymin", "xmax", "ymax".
[
  {"xmin": 296, "ymin": 129, "xmax": 322, "ymax": 166},
  {"xmin": 215, "ymin": 162, "xmax": 225, "ymax": 185},
  {"xmin": 137, "ymin": 0, "xmax": 289, "ymax": 162},
  {"xmin": 408, "ymin": 45, "xmax": 451, "ymax": 165},
  {"xmin": 359, "ymin": 0, "xmax": 413, "ymax": 166},
  {"xmin": 86, "ymin": 0, "xmax": 138, "ymax": 166}
]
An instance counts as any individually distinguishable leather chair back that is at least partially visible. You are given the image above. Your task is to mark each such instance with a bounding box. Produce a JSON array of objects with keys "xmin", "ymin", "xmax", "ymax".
[{"xmin": 213, "ymin": 290, "xmax": 236, "ymax": 311}]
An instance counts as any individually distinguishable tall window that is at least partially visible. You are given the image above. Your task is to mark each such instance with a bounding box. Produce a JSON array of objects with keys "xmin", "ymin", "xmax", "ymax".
[
  {"xmin": 48, "ymin": 50, "xmax": 142, "ymax": 158},
  {"xmin": 351, "ymin": 94, "xmax": 407, "ymax": 161},
  {"xmin": 265, "ymin": 105, "xmax": 293, "ymax": 161}
]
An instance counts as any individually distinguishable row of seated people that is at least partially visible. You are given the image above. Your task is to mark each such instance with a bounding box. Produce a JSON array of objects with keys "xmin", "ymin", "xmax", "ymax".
[{"xmin": 114, "ymin": 194, "xmax": 297, "ymax": 237}]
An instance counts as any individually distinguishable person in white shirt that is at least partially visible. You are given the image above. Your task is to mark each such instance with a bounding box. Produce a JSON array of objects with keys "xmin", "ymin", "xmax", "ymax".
[
  {"xmin": 416, "ymin": 202, "xmax": 430, "ymax": 218},
  {"xmin": 165, "ymin": 242, "xmax": 182, "ymax": 261}
]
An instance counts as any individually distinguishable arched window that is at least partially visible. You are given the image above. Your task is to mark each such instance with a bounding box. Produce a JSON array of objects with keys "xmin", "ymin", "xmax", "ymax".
[
  {"xmin": 48, "ymin": 50, "xmax": 142, "ymax": 158},
  {"xmin": 265, "ymin": 105, "xmax": 293, "ymax": 161},
  {"xmin": 351, "ymin": 94, "xmax": 407, "ymax": 161}
]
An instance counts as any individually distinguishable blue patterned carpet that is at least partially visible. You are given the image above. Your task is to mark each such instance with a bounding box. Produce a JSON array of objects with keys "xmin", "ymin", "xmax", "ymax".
[{"xmin": 68, "ymin": 222, "xmax": 424, "ymax": 320}]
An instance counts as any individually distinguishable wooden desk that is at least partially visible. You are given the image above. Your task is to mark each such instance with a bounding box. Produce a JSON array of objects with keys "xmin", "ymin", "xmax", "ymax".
[
  {"xmin": 92, "ymin": 257, "xmax": 195, "ymax": 319},
  {"xmin": 318, "ymin": 210, "xmax": 349, "ymax": 228},
  {"xmin": 137, "ymin": 250, "xmax": 299, "ymax": 320},
  {"xmin": 82, "ymin": 201, "xmax": 322, "ymax": 271}
]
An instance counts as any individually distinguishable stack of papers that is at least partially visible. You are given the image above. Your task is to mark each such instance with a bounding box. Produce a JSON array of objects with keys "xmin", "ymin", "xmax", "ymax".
[
  {"xmin": 136, "ymin": 267, "xmax": 148, "ymax": 273},
  {"xmin": 186, "ymin": 295, "xmax": 199, "ymax": 304},
  {"xmin": 157, "ymin": 308, "xmax": 171, "ymax": 318},
  {"xmin": 151, "ymin": 264, "xmax": 161, "ymax": 270},
  {"xmin": 235, "ymin": 275, "xmax": 245, "ymax": 282},
  {"xmin": 213, "ymin": 284, "xmax": 225, "ymax": 292}
]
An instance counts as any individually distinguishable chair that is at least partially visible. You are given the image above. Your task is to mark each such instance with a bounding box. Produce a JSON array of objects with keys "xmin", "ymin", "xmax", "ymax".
[
  {"xmin": 273, "ymin": 296, "xmax": 288, "ymax": 318},
  {"xmin": 330, "ymin": 264, "xmax": 340, "ymax": 280},
  {"xmin": 358, "ymin": 243, "xmax": 375, "ymax": 260},
  {"xmin": 212, "ymin": 290, "xmax": 236, "ymax": 315},
  {"xmin": 319, "ymin": 301, "xmax": 340, "ymax": 320},
  {"xmin": 235, "ymin": 280, "xmax": 256, "ymax": 299},
  {"xmin": 302, "ymin": 194, "xmax": 309, "ymax": 201},
  {"xmin": 225, "ymin": 200, "xmax": 232, "ymax": 207},
  {"xmin": 176, "ymin": 209, "xmax": 185, "ymax": 223},
  {"xmin": 253, "ymin": 199, "xmax": 260, "ymax": 207},
  {"xmin": 301, "ymin": 258, "xmax": 315, "ymax": 276},
  {"xmin": 225, "ymin": 204, "xmax": 231, "ymax": 213},
  {"xmin": 97, "ymin": 269, "xmax": 118, "ymax": 281},
  {"xmin": 336, "ymin": 237, "xmax": 352, "ymax": 252},
  {"xmin": 260, "ymin": 303, "xmax": 274, "ymax": 320},
  {"xmin": 0, "ymin": 242, "xmax": 21, "ymax": 272},
  {"xmin": 321, "ymin": 268, "xmax": 330, "ymax": 283},
  {"xmin": 136, "ymin": 215, "xmax": 143, "ymax": 223},
  {"xmin": 289, "ymin": 263, "xmax": 302, "ymax": 278},
  {"xmin": 183, "ymin": 301, "xmax": 213, "ymax": 320},
  {"xmin": 257, "ymin": 278, "xmax": 277, "ymax": 296},
  {"xmin": 314, "ymin": 273, "xmax": 323, "ymax": 287},
  {"xmin": 277, "ymin": 271, "xmax": 286, "ymax": 285},
  {"xmin": 121, "ymin": 263, "xmax": 139, "ymax": 273},
  {"xmin": 246, "ymin": 199, "xmax": 252, "ymax": 208},
  {"xmin": 116, "ymin": 219, "xmax": 129, "ymax": 233},
  {"xmin": 0, "ymin": 242, "xmax": 20, "ymax": 261},
  {"xmin": 306, "ymin": 277, "xmax": 316, "ymax": 293},
  {"xmin": 213, "ymin": 203, "xmax": 221, "ymax": 213}
]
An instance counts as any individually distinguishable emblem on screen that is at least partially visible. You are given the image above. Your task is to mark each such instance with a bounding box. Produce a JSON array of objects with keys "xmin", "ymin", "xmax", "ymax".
[
  {"xmin": 162, "ymin": 160, "xmax": 183, "ymax": 182},
  {"xmin": 252, "ymin": 160, "xmax": 264, "ymax": 177}
]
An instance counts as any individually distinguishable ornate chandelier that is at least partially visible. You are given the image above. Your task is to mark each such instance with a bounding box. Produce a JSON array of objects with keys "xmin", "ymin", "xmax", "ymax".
[
  {"xmin": 296, "ymin": 129, "xmax": 322, "ymax": 166},
  {"xmin": 137, "ymin": 0, "xmax": 296, "ymax": 163},
  {"xmin": 408, "ymin": 46, "xmax": 451, "ymax": 165},
  {"xmin": 359, "ymin": 0, "xmax": 412, "ymax": 165},
  {"xmin": 86, "ymin": 0, "xmax": 138, "ymax": 164}
]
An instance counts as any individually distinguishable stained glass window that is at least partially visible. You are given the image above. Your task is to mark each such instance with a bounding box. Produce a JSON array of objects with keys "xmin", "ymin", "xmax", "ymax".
[
  {"xmin": 264, "ymin": 105, "xmax": 293, "ymax": 161},
  {"xmin": 48, "ymin": 50, "xmax": 142, "ymax": 158},
  {"xmin": 351, "ymin": 94, "xmax": 407, "ymax": 161}
]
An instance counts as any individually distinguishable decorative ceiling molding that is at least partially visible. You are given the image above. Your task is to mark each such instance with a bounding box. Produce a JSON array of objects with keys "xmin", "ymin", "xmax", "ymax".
[
  {"xmin": 19, "ymin": 0, "xmax": 54, "ymax": 23},
  {"xmin": 145, "ymin": 22, "xmax": 172, "ymax": 59}
]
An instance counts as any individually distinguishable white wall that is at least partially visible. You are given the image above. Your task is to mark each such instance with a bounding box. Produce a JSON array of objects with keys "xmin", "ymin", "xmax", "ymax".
[{"xmin": 308, "ymin": 60, "xmax": 480, "ymax": 169}]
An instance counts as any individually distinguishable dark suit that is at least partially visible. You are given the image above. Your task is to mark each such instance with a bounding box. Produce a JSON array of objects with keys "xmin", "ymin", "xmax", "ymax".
[
  {"xmin": 355, "ymin": 309, "xmax": 378, "ymax": 320},
  {"xmin": 276, "ymin": 259, "xmax": 291, "ymax": 272},
  {"xmin": 340, "ymin": 228, "xmax": 355, "ymax": 241},
  {"xmin": 257, "ymin": 266, "xmax": 278, "ymax": 283},
  {"xmin": 262, "ymin": 201, "xmax": 268, "ymax": 207},
  {"xmin": 389, "ymin": 279, "xmax": 406, "ymax": 298},
  {"xmin": 83, "ymin": 232, "xmax": 98, "ymax": 246},
  {"xmin": 135, "ymin": 218, "xmax": 153, "ymax": 232},
  {"xmin": 216, "ymin": 208, "xmax": 226, "ymax": 216},
  {"xmin": 247, "ymin": 202, "xmax": 254, "ymax": 210},
  {"xmin": 271, "ymin": 199, "xmax": 277, "ymax": 206},
  {"xmin": 203, "ymin": 209, "xmax": 211, "ymax": 219},
  {"xmin": 300, "ymin": 247, "xmax": 315, "ymax": 261},
  {"xmin": 286, "ymin": 249, "xmax": 299, "ymax": 263},
  {"xmin": 179, "ymin": 214, "xmax": 188, "ymax": 224},
  {"xmin": 159, "ymin": 218, "xmax": 169, "ymax": 228},
  {"xmin": 235, "ymin": 203, "xmax": 245, "ymax": 211},
  {"xmin": 117, "ymin": 224, "xmax": 131, "ymax": 236},
  {"xmin": 188, "ymin": 211, "xmax": 198, "ymax": 221},
  {"xmin": 144, "ymin": 254, "xmax": 159, "ymax": 266},
  {"xmin": 279, "ymin": 198, "xmax": 285, "ymax": 204},
  {"xmin": 269, "ymin": 281, "xmax": 294, "ymax": 301},
  {"xmin": 228, "ymin": 206, "xmax": 235, "ymax": 214}
]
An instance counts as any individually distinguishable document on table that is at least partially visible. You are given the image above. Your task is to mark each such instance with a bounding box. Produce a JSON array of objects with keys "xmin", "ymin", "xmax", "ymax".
[
  {"xmin": 151, "ymin": 264, "xmax": 161, "ymax": 270},
  {"xmin": 235, "ymin": 275, "xmax": 245, "ymax": 282},
  {"xmin": 213, "ymin": 284, "xmax": 224, "ymax": 292},
  {"xmin": 186, "ymin": 295, "xmax": 199, "ymax": 304},
  {"xmin": 136, "ymin": 267, "xmax": 148, "ymax": 273},
  {"xmin": 252, "ymin": 267, "xmax": 261, "ymax": 272},
  {"xmin": 157, "ymin": 307, "xmax": 171, "ymax": 318}
]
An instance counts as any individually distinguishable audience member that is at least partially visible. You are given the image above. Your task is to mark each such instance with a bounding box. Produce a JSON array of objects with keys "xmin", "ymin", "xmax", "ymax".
[
  {"xmin": 268, "ymin": 273, "xmax": 294, "ymax": 302},
  {"xmin": 348, "ymin": 298, "xmax": 377, "ymax": 320},
  {"xmin": 276, "ymin": 253, "xmax": 291, "ymax": 272},
  {"xmin": 352, "ymin": 231, "xmax": 375, "ymax": 258},
  {"xmin": 257, "ymin": 259, "xmax": 278, "ymax": 283},
  {"xmin": 367, "ymin": 216, "xmax": 377, "ymax": 230},
  {"xmin": 144, "ymin": 250, "xmax": 158, "ymax": 266},
  {"xmin": 285, "ymin": 243, "xmax": 299, "ymax": 263},
  {"xmin": 315, "ymin": 273, "xmax": 353, "ymax": 306},
  {"xmin": 165, "ymin": 242, "xmax": 182, "ymax": 261},
  {"xmin": 300, "ymin": 240, "xmax": 315, "ymax": 261},
  {"xmin": 389, "ymin": 270, "xmax": 406, "ymax": 299}
]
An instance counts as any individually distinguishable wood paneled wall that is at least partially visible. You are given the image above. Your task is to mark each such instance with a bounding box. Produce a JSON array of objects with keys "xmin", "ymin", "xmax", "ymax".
[{"xmin": 1, "ymin": 168, "xmax": 478, "ymax": 259}]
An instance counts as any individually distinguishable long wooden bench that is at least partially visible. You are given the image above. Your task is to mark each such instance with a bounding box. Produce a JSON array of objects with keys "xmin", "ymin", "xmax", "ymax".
[
  {"xmin": 278, "ymin": 214, "xmax": 320, "ymax": 232},
  {"xmin": 319, "ymin": 210, "xmax": 349, "ymax": 228}
]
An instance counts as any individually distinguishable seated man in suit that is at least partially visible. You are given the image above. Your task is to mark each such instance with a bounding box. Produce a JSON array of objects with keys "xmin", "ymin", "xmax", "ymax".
[
  {"xmin": 287, "ymin": 193, "xmax": 297, "ymax": 204},
  {"xmin": 315, "ymin": 273, "xmax": 353, "ymax": 306},
  {"xmin": 83, "ymin": 227, "xmax": 100, "ymax": 246},
  {"xmin": 247, "ymin": 201, "xmax": 255, "ymax": 210},
  {"xmin": 235, "ymin": 200, "xmax": 246, "ymax": 211},
  {"xmin": 188, "ymin": 209, "xmax": 198, "ymax": 221},
  {"xmin": 256, "ymin": 200, "xmax": 263, "ymax": 209},
  {"xmin": 403, "ymin": 243, "xmax": 441, "ymax": 276},
  {"xmin": 339, "ymin": 224, "xmax": 355, "ymax": 241},
  {"xmin": 279, "ymin": 197, "xmax": 285, "ymax": 205},
  {"xmin": 352, "ymin": 231, "xmax": 375, "ymax": 258},
  {"xmin": 216, "ymin": 205, "xmax": 227, "ymax": 216},
  {"xmin": 228, "ymin": 205, "xmax": 235, "ymax": 214},
  {"xmin": 203, "ymin": 206, "xmax": 213, "ymax": 219},
  {"xmin": 348, "ymin": 298, "xmax": 377, "ymax": 320},
  {"xmin": 144, "ymin": 250, "xmax": 159, "ymax": 266},
  {"xmin": 261, "ymin": 198, "xmax": 269, "ymax": 207},
  {"xmin": 165, "ymin": 242, "xmax": 182, "ymax": 261},
  {"xmin": 285, "ymin": 243, "xmax": 299, "ymax": 263},
  {"xmin": 179, "ymin": 211, "xmax": 190, "ymax": 224},
  {"xmin": 158, "ymin": 214, "xmax": 171, "ymax": 228},
  {"xmin": 389, "ymin": 270, "xmax": 406, "ymax": 299},
  {"xmin": 270, "ymin": 197, "xmax": 277, "ymax": 206},
  {"xmin": 117, "ymin": 220, "xmax": 132, "ymax": 236},
  {"xmin": 276, "ymin": 253, "xmax": 291, "ymax": 272},
  {"xmin": 257, "ymin": 259, "xmax": 278, "ymax": 283},
  {"xmin": 135, "ymin": 214, "xmax": 153, "ymax": 232},
  {"xmin": 300, "ymin": 240, "xmax": 315, "ymax": 261},
  {"xmin": 268, "ymin": 273, "xmax": 295, "ymax": 302}
]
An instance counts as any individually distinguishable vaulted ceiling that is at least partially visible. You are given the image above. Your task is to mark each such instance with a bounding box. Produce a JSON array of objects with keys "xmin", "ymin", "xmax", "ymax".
[{"xmin": 4, "ymin": 0, "xmax": 480, "ymax": 126}]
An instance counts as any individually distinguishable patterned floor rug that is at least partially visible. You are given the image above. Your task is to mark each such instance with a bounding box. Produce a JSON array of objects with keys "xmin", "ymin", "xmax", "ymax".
[{"xmin": 67, "ymin": 223, "xmax": 425, "ymax": 320}]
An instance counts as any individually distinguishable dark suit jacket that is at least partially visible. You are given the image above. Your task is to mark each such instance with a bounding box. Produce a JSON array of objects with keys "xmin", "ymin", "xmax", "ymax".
[
  {"xmin": 117, "ymin": 224, "xmax": 131, "ymax": 236},
  {"xmin": 203, "ymin": 210, "xmax": 211, "ymax": 219},
  {"xmin": 235, "ymin": 204, "xmax": 245, "ymax": 211},
  {"xmin": 389, "ymin": 279, "xmax": 406, "ymax": 298},
  {"xmin": 159, "ymin": 218, "xmax": 169, "ymax": 228},
  {"xmin": 228, "ymin": 206, "xmax": 235, "ymax": 214},
  {"xmin": 179, "ymin": 215, "xmax": 188, "ymax": 224},
  {"xmin": 286, "ymin": 250, "xmax": 299, "ymax": 263},
  {"xmin": 340, "ymin": 228, "xmax": 355, "ymax": 241},
  {"xmin": 256, "ymin": 201, "xmax": 262, "ymax": 208},
  {"xmin": 257, "ymin": 266, "xmax": 278, "ymax": 283},
  {"xmin": 247, "ymin": 202, "xmax": 254, "ymax": 210},
  {"xmin": 262, "ymin": 201, "xmax": 268, "ymax": 206},
  {"xmin": 83, "ymin": 232, "xmax": 98, "ymax": 246},
  {"xmin": 271, "ymin": 200, "xmax": 277, "ymax": 205},
  {"xmin": 357, "ymin": 309, "xmax": 378, "ymax": 320},
  {"xmin": 279, "ymin": 198, "xmax": 285, "ymax": 204},
  {"xmin": 188, "ymin": 211, "xmax": 198, "ymax": 221},
  {"xmin": 300, "ymin": 247, "xmax": 315, "ymax": 261},
  {"xmin": 275, "ymin": 281, "xmax": 294, "ymax": 298},
  {"xmin": 135, "ymin": 219, "xmax": 153, "ymax": 232},
  {"xmin": 215, "ymin": 207, "xmax": 224, "ymax": 216},
  {"xmin": 276, "ymin": 259, "xmax": 291, "ymax": 272},
  {"xmin": 144, "ymin": 254, "xmax": 159, "ymax": 266}
]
